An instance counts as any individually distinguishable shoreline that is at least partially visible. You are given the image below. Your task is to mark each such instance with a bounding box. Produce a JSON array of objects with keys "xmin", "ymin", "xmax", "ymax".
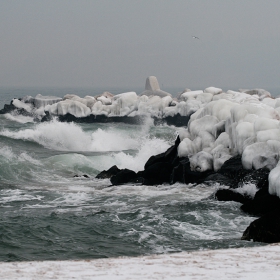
[{"xmin": 1, "ymin": 244, "xmax": 280, "ymax": 279}]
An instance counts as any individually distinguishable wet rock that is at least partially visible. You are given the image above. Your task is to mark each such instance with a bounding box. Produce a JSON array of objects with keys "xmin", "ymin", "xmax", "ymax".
[
  {"xmin": 73, "ymin": 174, "xmax": 90, "ymax": 178},
  {"xmin": 240, "ymin": 168, "xmax": 269, "ymax": 190},
  {"xmin": 218, "ymin": 156, "xmax": 252, "ymax": 188},
  {"xmin": 144, "ymin": 136, "xmax": 180, "ymax": 170},
  {"xmin": 142, "ymin": 162, "xmax": 173, "ymax": 185},
  {"xmin": 202, "ymin": 173, "xmax": 236, "ymax": 188},
  {"xmin": 170, "ymin": 158, "xmax": 213, "ymax": 185},
  {"xmin": 215, "ymin": 189, "xmax": 252, "ymax": 204},
  {"xmin": 96, "ymin": 165, "xmax": 121, "ymax": 179},
  {"xmin": 241, "ymin": 194, "xmax": 280, "ymax": 216},
  {"xmin": 242, "ymin": 210, "xmax": 280, "ymax": 243},
  {"xmin": 110, "ymin": 169, "xmax": 137, "ymax": 185}
]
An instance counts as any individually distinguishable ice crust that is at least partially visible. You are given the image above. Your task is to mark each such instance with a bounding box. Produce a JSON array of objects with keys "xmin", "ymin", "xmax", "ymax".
[{"xmin": 8, "ymin": 76, "xmax": 280, "ymax": 197}]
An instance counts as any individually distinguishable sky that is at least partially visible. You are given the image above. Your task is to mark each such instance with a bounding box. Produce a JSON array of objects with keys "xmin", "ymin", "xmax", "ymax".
[{"xmin": 1, "ymin": 0, "xmax": 280, "ymax": 90}]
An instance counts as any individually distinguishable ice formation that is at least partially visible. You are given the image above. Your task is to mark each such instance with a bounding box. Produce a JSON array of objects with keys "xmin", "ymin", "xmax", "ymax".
[{"xmin": 4, "ymin": 76, "xmax": 280, "ymax": 198}]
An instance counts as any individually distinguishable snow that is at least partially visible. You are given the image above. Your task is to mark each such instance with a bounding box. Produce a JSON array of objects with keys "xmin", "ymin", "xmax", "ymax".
[{"xmin": 1, "ymin": 244, "xmax": 280, "ymax": 279}]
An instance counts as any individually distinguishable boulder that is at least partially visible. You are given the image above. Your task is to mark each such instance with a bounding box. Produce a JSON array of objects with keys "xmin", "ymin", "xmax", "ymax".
[
  {"xmin": 215, "ymin": 189, "xmax": 252, "ymax": 204},
  {"xmin": 171, "ymin": 158, "xmax": 213, "ymax": 185},
  {"xmin": 96, "ymin": 165, "xmax": 121, "ymax": 179},
  {"xmin": 110, "ymin": 169, "xmax": 138, "ymax": 185},
  {"xmin": 241, "ymin": 210, "xmax": 280, "ymax": 243},
  {"xmin": 241, "ymin": 194, "xmax": 280, "ymax": 216},
  {"xmin": 218, "ymin": 156, "xmax": 251, "ymax": 188},
  {"xmin": 144, "ymin": 136, "xmax": 180, "ymax": 170},
  {"xmin": 142, "ymin": 162, "xmax": 173, "ymax": 185}
]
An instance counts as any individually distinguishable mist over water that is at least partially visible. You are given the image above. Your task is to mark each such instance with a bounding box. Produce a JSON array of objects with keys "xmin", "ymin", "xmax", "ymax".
[{"xmin": 0, "ymin": 88, "xmax": 265, "ymax": 262}]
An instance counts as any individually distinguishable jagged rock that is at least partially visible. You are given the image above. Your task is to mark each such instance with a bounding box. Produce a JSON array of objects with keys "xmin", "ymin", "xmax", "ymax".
[
  {"xmin": 218, "ymin": 156, "xmax": 252, "ymax": 188},
  {"xmin": 110, "ymin": 169, "xmax": 137, "ymax": 185},
  {"xmin": 0, "ymin": 102, "xmax": 17, "ymax": 114},
  {"xmin": 241, "ymin": 194, "xmax": 280, "ymax": 216},
  {"xmin": 215, "ymin": 189, "xmax": 252, "ymax": 204},
  {"xmin": 170, "ymin": 158, "xmax": 213, "ymax": 185},
  {"xmin": 241, "ymin": 210, "xmax": 280, "ymax": 243},
  {"xmin": 96, "ymin": 165, "xmax": 121, "ymax": 179},
  {"xmin": 144, "ymin": 136, "xmax": 180, "ymax": 170},
  {"xmin": 142, "ymin": 162, "xmax": 173, "ymax": 185}
]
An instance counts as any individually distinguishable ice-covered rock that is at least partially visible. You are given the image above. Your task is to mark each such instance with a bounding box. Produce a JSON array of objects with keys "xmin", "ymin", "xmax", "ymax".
[
  {"xmin": 204, "ymin": 87, "xmax": 223, "ymax": 95},
  {"xmin": 48, "ymin": 100, "xmax": 92, "ymax": 118},
  {"xmin": 269, "ymin": 162, "xmax": 280, "ymax": 196},
  {"xmin": 12, "ymin": 99, "xmax": 32, "ymax": 112},
  {"xmin": 33, "ymin": 94, "xmax": 62, "ymax": 108},
  {"xmin": 189, "ymin": 151, "xmax": 213, "ymax": 172}
]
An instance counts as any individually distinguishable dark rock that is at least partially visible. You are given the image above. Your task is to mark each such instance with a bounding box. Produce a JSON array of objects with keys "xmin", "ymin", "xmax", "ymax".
[
  {"xmin": 170, "ymin": 161, "xmax": 185, "ymax": 184},
  {"xmin": 153, "ymin": 113, "xmax": 191, "ymax": 127},
  {"xmin": 242, "ymin": 210, "xmax": 280, "ymax": 243},
  {"xmin": 41, "ymin": 111, "xmax": 53, "ymax": 122},
  {"xmin": 145, "ymin": 147, "xmax": 176, "ymax": 170},
  {"xmin": 96, "ymin": 165, "xmax": 121, "ymax": 179},
  {"xmin": 110, "ymin": 169, "xmax": 137, "ymax": 185},
  {"xmin": 254, "ymin": 188, "xmax": 270, "ymax": 199},
  {"xmin": 215, "ymin": 189, "xmax": 252, "ymax": 204},
  {"xmin": 171, "ymin": 158, "xmax": 214, "ymax": 185},
  {"xmin": 218, "ymin": 156, "xmax": 252, "ymax": 188},
  {"xmin": 74, "ymin": 174, "xmax": 89, "ymax": 178},
  {"xmin": 55, "ymin": 113, "xmax": 190, "ymax": 126},
  {"xmin": 0, "ymin": 102, "xmax": 17, "ymax": 114},
  {"xmin": 202, "ymin": 173, "xmax": 237, "ymax": 188},
  {"xmin": 240, "ymin": 168, "xmax": 269, "ymax": 190},
  {"xmin": 241, "ymin": 194, "xmax": 280, "ymax": 216},
  {"xmin": 142, "ymin": 162, "xmax": 173, "ymax": 185}
]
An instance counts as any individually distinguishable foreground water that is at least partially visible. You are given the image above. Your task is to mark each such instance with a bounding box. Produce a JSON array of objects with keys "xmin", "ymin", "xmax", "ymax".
[{"xmin": 0, "ymin": 88, "xmax": 265, "ymax": 262}]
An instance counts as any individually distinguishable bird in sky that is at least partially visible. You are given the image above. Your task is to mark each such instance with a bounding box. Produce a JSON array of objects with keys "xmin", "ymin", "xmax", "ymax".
[{"xmin": 192, "ymin": 36, "xmax": 199, "ymax": 39}]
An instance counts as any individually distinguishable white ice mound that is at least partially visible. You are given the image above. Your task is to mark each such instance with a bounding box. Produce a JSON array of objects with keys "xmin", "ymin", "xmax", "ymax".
[
  {"xmin": 12, "ymin": 99, "xmax": 32, "ymax": 112},
  {"xmin": 34, "ymin": 94, "xmax": 62, "ymax": 108},
  {"xmin": 204, "ymin": 87, "xmax": 223, "ymax": 95},
  {"xmin": 190, "ymin": 151, "xmax": 213, "ymax": 172},
  {"xmin": 46, "ymin": 100, "xmax": 91, "ymax": 118},
  {"xmin": 269, "ymin": 162, "xmax": 280, "ymax": 196}
]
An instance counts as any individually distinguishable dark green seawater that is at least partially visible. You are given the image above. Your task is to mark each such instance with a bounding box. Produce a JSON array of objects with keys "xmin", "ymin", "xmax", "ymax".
[{"xmin": 0, "ymin": 87, "xmax": 268, "ymax": 262}]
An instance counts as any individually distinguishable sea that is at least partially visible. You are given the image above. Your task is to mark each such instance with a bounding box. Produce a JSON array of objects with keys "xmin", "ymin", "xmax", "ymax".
[{"xmin": 1, "ymin": 86, "xmax": 279, "ymax": 262}]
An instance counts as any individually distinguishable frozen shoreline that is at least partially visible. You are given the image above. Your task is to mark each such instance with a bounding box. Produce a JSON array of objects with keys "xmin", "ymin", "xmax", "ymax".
[{"xmin": 1, "ymin": 244, "xmax": 280, "ymax": 279}]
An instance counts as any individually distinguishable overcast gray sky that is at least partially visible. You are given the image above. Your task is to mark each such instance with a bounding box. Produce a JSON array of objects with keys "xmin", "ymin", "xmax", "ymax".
[{"xmin": 1, "ymin": 0, "xmax": 280, "ymax": 90}]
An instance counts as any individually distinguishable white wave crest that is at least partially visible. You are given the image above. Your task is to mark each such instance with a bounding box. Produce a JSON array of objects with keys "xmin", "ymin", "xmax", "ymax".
[{"xmin": 0, "ymin": 120, "xmax": 139, "ymax": 152}]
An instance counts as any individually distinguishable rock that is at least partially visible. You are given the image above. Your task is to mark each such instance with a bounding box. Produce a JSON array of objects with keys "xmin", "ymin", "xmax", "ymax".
[
  {"xmin": 241, "ymin": 210, "xmax": 280, "ymax": 243},
  {"xmin": 96, "ymin": 165, "xmax": 121, "ymax": 179},
  {"xmin": 74, "ymin": 174, "xmax": 89, "ymax": 178},
  {"xmin": 142, "ymin": 162, "xmax": 173, "ymax": 185},
  {"xmin": 215, "ymin": 189, "xmax": 252, "ymax": 204},
  {"xmin": 144, "ymin": 136, "xmax": 180, "ymax": 170},
  {"xmin": 0, "ymin": 102, "xmax": 17, "ymax": 114},
  {"xmin": 171, "ymin": 158, "xmax": 213, "ymax": 185},
  {"xmin": 110, "ymin": 169, "xmax": 138, "ymax": 185},
  {"xmin": 218, "ymin": 156, "xmax": 251, "ymax": 188},
  {"xmin": 34, "ymin": 94, "xmax": 62, "ymax": 108},
  {"xmin": 241, "ymin": 194, "xmax": 280, "ymax": 216},
  {"xmin": 241, "ymin": 168, "xmax": 269, "ymax": 190},
  {"xmin": 202, "ymin": 173, "xmax": 236, "ymax": 188}
]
